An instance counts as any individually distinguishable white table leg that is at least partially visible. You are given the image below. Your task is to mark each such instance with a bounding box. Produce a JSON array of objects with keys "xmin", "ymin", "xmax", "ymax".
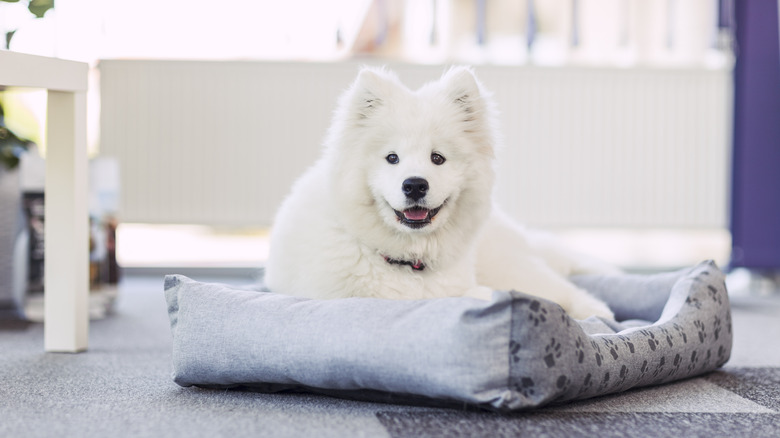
[{"xmin": 44, "ymin": 90, "xmax": 89, "ymax": 353}]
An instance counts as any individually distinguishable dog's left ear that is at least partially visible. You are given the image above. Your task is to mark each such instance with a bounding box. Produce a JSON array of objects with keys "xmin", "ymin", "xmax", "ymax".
[
  {"xmin": 440, "ymin": 67, "xmax": 496, "ymax": 153},
  {"xmin": 440, "ymin": 66, "xmax": 484, "ymax": 116}
]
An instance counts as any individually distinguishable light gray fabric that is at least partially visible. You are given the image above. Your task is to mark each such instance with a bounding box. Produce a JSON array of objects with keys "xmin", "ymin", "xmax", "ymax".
[{"xmin": 164, "ymin": 260, "xmax": 732, "ymax": 411}]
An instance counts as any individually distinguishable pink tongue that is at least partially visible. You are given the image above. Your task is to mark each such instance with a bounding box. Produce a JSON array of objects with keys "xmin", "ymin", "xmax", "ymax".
[{"xmin": 404, "ymin": 208, "xmax": 429, "ymax": 221}]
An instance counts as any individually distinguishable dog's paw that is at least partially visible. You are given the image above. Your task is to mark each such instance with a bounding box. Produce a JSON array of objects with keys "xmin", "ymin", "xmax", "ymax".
[{"xmin": 567, "ymin": 295, "xmax": 615, "ymax": 321}]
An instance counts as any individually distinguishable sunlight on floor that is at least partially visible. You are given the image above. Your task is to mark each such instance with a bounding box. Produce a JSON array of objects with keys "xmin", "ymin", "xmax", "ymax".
[
  {"xmin": 116, "ymin": 223, "xmax": 730, "ymax": 271},
  {"xmin": 117, "ymin": 224, "xmax": 270, "ymax": 268},
  {"xmin": 554, "ymin": 228, "xmax": 731, "ymax": 271}
]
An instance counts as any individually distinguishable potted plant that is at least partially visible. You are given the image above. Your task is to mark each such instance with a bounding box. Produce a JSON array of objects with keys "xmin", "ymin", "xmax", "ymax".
[
  {"xmin": 0, "ymin": 99, "xmax": 32, "ymax": 318},
  {"xmin": 0, "ymin": 101, "xmax": 31, "ymax": 169},
  {"xmin": 0, "ymin": 0, "xmax": 54, "ymax": 317},
  {"xmin": 1, "ymin": 0, "xmax": 55, "ymax": 50}
]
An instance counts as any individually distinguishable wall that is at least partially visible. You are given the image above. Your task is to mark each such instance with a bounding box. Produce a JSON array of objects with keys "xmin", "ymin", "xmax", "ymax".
[{"xmin": 98, "ymin": 61, "xmax": 732, "ymax": 229}]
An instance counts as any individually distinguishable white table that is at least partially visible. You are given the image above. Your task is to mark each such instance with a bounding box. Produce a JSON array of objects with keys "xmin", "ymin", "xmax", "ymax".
[{"xmin": 0, "ymin": 50, "xmax": 89, "ymax": 352}]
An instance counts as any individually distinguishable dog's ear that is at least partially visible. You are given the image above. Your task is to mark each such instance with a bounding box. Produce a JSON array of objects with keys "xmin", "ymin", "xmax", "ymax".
[
  {"xmin": 440, "ymin": 67, "xmax": 496, "ymax": 151},
  {"xmin": 348, "ymin": 67, "xmax": 399, "ymax": 120},
  {"xmin": 438, "ymin": 67, "xmax": 498, "ymax": 156},
  {"xmin": 440, "ymin": 66, "xmax": 484, "ymax": 117}
]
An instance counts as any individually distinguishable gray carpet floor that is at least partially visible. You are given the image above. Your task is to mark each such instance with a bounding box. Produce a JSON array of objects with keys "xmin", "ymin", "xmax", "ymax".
[{"xmin": 2, "ymin": 273, "xmax": 780, "ymax": 438}]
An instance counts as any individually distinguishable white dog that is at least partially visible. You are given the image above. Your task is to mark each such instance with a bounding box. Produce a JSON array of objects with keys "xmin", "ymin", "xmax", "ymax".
[{"xmin": 264, "ymin": 66, "xmax": 616, "ymax": 320}]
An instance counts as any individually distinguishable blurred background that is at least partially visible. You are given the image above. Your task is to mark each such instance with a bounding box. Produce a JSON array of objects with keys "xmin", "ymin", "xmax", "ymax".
[{"xmin": 1, "ymin": 0, "xmax": 778, "ymax": 317}]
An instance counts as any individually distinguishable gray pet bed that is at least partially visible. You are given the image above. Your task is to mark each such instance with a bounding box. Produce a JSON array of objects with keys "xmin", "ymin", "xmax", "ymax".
[{"xmin": 164, "ymin": 260, "xmax": 732, "ymax": 411}]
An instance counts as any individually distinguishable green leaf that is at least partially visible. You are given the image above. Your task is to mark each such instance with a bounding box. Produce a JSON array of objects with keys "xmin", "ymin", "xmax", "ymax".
[
  {"xmin": 28, "ymin": 0, "xmax": 54, "ymax": 18},
  {"xmin": 5, "ymin": 30, "xmax": 16, "ymax": 50}
]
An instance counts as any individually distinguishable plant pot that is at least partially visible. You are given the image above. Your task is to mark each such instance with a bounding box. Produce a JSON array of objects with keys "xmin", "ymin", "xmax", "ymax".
[{"xmin": 0, "ymin": 165, "xmax": 29, "ymax": 318}]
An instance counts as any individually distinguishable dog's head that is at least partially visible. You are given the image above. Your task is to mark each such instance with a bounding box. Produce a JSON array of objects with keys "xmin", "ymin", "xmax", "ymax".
[{"xmin": 327, "ymin": 66, "xmax": 498, "ymax": 236}]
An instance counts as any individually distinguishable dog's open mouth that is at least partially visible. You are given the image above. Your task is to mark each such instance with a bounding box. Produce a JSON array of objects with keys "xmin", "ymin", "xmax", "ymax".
[{"xmin": 393, "ymin": 205, "xmax": 442, "ymax": 229}]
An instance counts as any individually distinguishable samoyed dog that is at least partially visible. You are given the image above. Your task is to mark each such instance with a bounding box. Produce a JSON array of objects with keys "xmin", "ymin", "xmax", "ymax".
[{"xmin": 264, "ymin": 66, "xmax": 617, "ymax": 320}]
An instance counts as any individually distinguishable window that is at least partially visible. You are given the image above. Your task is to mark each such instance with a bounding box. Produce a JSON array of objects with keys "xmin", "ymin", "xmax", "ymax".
[{"xmin": 4, "ymin": 0, "xmax": 732, "ymax": 67}]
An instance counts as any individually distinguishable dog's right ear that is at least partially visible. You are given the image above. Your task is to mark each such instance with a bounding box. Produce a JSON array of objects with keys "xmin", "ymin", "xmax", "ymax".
[{"xmin": 347, "ymin": 67, "xmax": 399, "ymax": 121}]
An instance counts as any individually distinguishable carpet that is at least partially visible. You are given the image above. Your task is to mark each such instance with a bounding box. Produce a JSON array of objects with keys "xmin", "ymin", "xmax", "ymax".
[{"xmin": 1, "ymin": 274, "xmax": 779, "ymax": 438}]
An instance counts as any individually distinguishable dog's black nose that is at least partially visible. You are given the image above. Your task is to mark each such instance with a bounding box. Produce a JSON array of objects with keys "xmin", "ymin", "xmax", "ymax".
[{"xmin": 402, "ymin": 177, "xmax": 429, "ymax": 201}]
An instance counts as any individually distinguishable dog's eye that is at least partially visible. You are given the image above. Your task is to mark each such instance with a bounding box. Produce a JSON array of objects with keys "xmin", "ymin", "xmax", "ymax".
[
  {"xmin": 431, "ymin": 153, "xmax": 446, "ymax": 165},
  {"xmin": 386, "ymin": 153, "xmax": 399, "ymax": 164}
]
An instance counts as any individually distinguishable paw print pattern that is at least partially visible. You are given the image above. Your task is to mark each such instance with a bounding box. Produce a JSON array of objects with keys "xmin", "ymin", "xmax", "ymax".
[
  {"xmin": 595, "ymin": 351, "xmax": 604, "ymax": 367},
  {"xmin": 509, "ymin": 340, "xmax": 522, "ymax": 363},
  {"xmin": 716, "ymin": 345, "xmax": 728, "ymax": 366},
  {"xmin": 726, "ymin": 313, "xmax": 733, "ymax": 335},
  {"xmin": 505, "ymin": 264, "xmax": 732, "ymax": 403},
  {"xmin": 597, "ymin": 372, "xmax": 611, "ymax": 392},
  {"xmin": 617, "ymin": 365, "xmax": 629, "ymax": 387},
  {"xmin": 659, "ymin": 327, "xmax": 674, "ymax": 347},
  {"xmin": 707, "ymin": 284, "xmax": 723, "ymax": 305},
  {"xmin": 652, "ymin": 356, "xmax": 666, "ymax": 378},
  {"xmin": 669, "ymin": 353, "xmax": 682, "ymax": 377},
  {"xmin": 590, "ymin": 340, "xmax": 604, "ymax": 367},
  {"xmin": 687, "ymin": 350, "xmax": 700, "ymax": 373},
  {"xmin": 578, "ymin": 373, "xmax": 594, "ymax": 395},
  {"xmin": 686, "ymin": 296, "xmax": 702, "ymax": 309},
  {"xmin": 602, "ymin": 338, "xmax": 619, "ymax": 360},
  {"xmin": 693, "ymin": 320, "xmax": 707, "ymax": 343},
  {"xmin": 526, "ymin": 300, "xmax": 548, "ymax": 327},
  {"xmin": 544, "ymin": 338, "xmax": 563, "ymax": 368},
  {"xmin": 556, "ymin": 375, "xmax": 572, "ymax": 394},
  {"xmin": 640, "ymin": 330, "xmax": 660, "ymax": 351},
  {"xmin": 713, "ymin": 316, "xmax": 722, "ymax": 341},
  {"xmin": 639, "ymin": 360, "xmax": 649, "ymax": 379},
  {"xmin": 672, "ymin": 323, "xmax": 688, "ymax": 344},
  {"xmin": 574, "ymin": 337, "xmax": 586, "ymax": 364},
  {"xmin": 701, "ymin": 349, "xmax": 712, "ymax": 369},
  {"xmin": 514, "ymin": 377, "xmax": 536, "ymax": 398},
  {"xmin": 617, "ymin": 335, "xmax": 635, "ymax": 354},
  {"xmin": 609, "ymin": 346, "xmax": 619, "ymax": 360}
]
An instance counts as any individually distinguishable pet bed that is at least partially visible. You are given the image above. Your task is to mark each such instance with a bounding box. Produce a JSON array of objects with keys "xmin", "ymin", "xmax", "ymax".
[{"xmin": 163, "ymin": 260, "xmax": 732, "ymax": 411}]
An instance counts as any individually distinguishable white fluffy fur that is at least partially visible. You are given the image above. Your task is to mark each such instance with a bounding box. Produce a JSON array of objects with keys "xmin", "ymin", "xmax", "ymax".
[{"xmin": 264, "ymin": 66, "xmax": 617, "ymax": 320}]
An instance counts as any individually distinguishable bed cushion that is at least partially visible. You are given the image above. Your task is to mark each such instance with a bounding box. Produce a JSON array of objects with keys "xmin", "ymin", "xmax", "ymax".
[{"xmin": 164, "ymin": 260, "xmax": 732, "ymax": 411}]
